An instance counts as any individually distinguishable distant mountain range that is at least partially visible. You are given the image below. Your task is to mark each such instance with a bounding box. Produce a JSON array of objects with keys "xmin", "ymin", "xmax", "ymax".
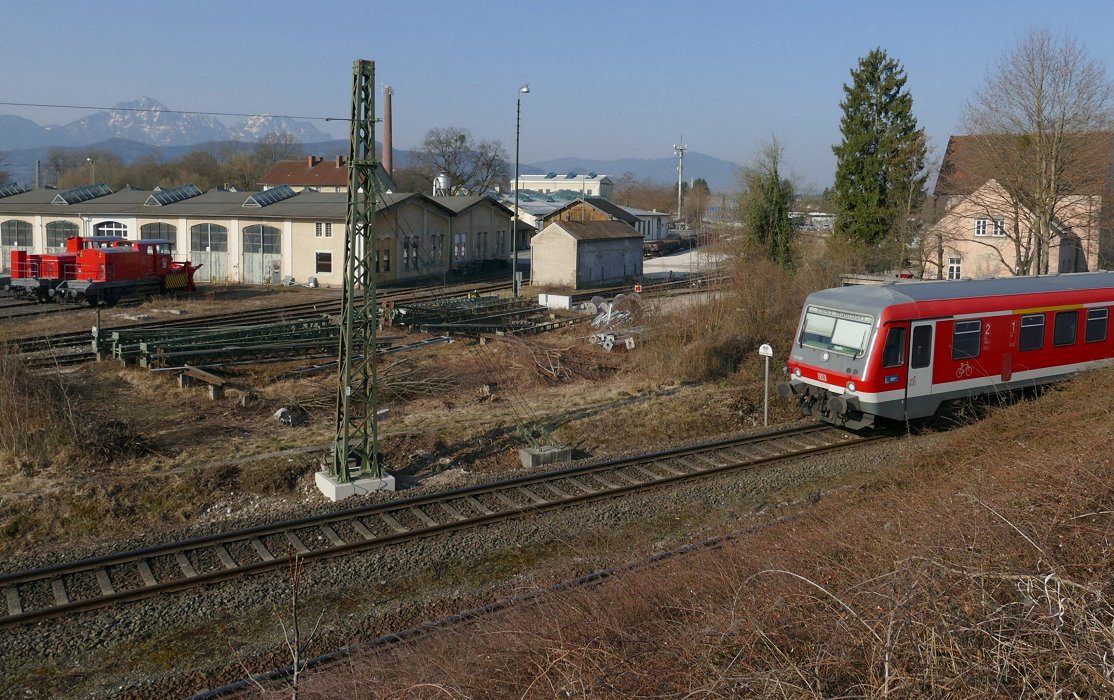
[
  {"xmin": 0, "ymin": 97, "xmax": 331, "ymax": 149},
  {"xmin": 0, "ymin": 97, "xmax": 741, "ymax": 190}
]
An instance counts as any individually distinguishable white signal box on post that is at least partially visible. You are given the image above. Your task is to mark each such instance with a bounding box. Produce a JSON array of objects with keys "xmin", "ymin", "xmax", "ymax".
[{"xmin": 758, "ymin": 344, "xmax": 773, "ymax": 426}]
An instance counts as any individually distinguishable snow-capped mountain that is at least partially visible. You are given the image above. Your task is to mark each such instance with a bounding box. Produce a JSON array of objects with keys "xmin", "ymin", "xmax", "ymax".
[
  {"xmin": 0, "ymin": 97, "xmax": 331, "ymax": 150},
  {"xmin": 233, "ymin": 114, "xmax": 330, "ymax": 144},
  {"xmin": 62, "ymin": 97, "xmax": 232, "ymax": 146}
]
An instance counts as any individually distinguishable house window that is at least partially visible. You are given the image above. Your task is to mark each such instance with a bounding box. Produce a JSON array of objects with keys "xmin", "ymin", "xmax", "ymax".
[
  {"xmin": 315, "ymin": 252, "xmax": 332, "ymax": 274},
  {"xmin": 1053, "ymin": 310, "xmax": 1078, "ymax": 347},
  {"xmin": 403, "ymin": 237, "xmax": 413, "ymax": 271},
  {"xmin": 243, "ymin": 225, "xmax": 281, "ymax": 253},
  {"xmin": 94, "ymin": 221, "xmax": 128, "ymax": 238},
  {"xmin": 993, "ymin": 219, "xmax": 1006, "ymax": 237},
  {"xmin": 140, "ymin": 222, "xmax": 176, "ymax": 241},
  {"xmin": 315, "ymin": 222, "xmax": 332, "ymax": 238},
  {"xmin": 1019, "ymin": 314, "xmax": 1045, "ymax": 352},
  {"xmin": 1086, "ymin": 308, "xmax": 1109, "ymax": 343},
  {"xmin": 947, "ymin": 257, "xmax": 962, "ymax": 280},
  {"xmin": 191, "ymin": 223, "xmax": 228, "ymax": 252},
  {"xmin": 974, "ymin": 219, "xmax": 987, "ymax": 237},
  {"xmin": 46, "ymin": 220, "xmax": 78, "ymax": 249},
  {"xmin": 0, "ymin": 220, "xmax": 32, "ymax": 246},
  {"xmin": 952, "ymin": 320, "xmax": 981, "ymax": 360}
]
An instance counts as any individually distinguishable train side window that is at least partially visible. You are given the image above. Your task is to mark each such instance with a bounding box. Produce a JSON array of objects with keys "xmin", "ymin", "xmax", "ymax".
[
  {"xmin": 1086, "ymin": 308, "xmax": 1109, "ymax": 343},
  {"xmin": 951, "ymin": 320, "xmax": 981, "ymax": 359},
  {"xmin": 1019, "ymin": 314, "xmax": 1045, "ymax": 351},
  {"xmin": 1053, "ymin": 310, "xmax": 1078, "ymax": 347},
  {"xmin": 910, "ymin": 325, "xmax": 932, "ymax": 369},
  {"xmin": 882, "ymin": 326, "xmax": 906, "ymax": 367}
]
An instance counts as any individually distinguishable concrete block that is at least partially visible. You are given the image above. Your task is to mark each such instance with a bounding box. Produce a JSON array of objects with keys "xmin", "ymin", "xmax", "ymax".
[
  {"xmin": 519, "ymin": 445, "xmax": 572, "ymax": 469},
  {"xmin": 315, "ymin": 470, "xmax": 396, "ymax": 502}
]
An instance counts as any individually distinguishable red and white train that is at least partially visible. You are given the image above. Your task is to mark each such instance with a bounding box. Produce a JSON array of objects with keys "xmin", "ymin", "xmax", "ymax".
[
  {"xmin": 777, "ymin": 273, "xmax": 1114, "ymax": 428},
  {"xmin": 10, "ymin": 236, "xmax": 200, "ymax": 306}
]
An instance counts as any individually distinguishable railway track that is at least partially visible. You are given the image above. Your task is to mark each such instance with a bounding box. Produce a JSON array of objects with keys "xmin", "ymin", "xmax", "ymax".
[
  {"xmin": 9, "ymin": 279, "xmax": 510, "ymax": 362},
  {"xmin": 0, "ymin": 423, "xmax": 889, "ymax": 630}
]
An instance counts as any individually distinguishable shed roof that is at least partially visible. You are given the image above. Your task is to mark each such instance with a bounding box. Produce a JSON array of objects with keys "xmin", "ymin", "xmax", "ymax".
[
  {"xmin": 547, "ymin": 197, "xmax": 639, "ymax": 225},
  {"xmin": 0, "ymin": 188, "xmax": 453, "ymax": 220},
  {"xmin": 548, "ymin": 219, "xmax": 641, "ymax": 241}
]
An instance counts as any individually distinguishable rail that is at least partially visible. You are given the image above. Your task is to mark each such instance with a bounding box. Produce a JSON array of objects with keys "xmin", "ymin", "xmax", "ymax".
[{"xmin": 0, "ymin": 424, "xmax": 890, "ymax": 629}]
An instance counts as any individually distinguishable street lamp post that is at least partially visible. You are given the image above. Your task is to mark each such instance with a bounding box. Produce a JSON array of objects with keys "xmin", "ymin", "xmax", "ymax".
[
  {"xmin": 513, "ymin": 83, "xmax": 529, "ymax": 297},
  {"xmin": 86, "ymin": 157, "xmax": 96, "ymax": 185}
]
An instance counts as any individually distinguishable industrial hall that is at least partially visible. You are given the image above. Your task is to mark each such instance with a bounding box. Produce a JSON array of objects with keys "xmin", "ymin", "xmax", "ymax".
[{"xmin": 0, "ymin": 182, "xmax": 514, "ymax": 287}]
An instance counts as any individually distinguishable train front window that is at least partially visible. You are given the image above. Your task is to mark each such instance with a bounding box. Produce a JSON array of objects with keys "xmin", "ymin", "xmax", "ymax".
[{"xmin": 799, "ymin": 306, "xmax": 873, "ymax": 357}]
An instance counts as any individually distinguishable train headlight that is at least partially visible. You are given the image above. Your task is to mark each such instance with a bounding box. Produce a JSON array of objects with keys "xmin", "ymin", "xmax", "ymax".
[
  {"xmin": 794, "ymin": 367, "xmax": 802, "ymax": 377},
  {"xmin": 846, "ymin": 381, "xmax": 857, "ymax": 392}
]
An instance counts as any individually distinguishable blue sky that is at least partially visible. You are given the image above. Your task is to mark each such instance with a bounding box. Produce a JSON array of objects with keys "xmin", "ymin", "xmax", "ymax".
[{"xmin": 5, "ymin": 0, "xmax": 1114, "ymax": 190}]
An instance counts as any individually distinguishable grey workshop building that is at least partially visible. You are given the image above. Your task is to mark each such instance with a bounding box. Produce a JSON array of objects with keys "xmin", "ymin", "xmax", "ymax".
[{"xmin": 530, "ymin": 219, "xmax": 642, "ymax": 289}]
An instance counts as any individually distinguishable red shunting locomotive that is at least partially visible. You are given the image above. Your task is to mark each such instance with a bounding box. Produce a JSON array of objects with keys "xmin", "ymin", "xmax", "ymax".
[
  {"xmin": 10, "ymin": 236, "xmax": 201, "ymax": 306},
  {"xmin": 777, "ymin": 273, "xmax": 1114, "ymax": 429}
]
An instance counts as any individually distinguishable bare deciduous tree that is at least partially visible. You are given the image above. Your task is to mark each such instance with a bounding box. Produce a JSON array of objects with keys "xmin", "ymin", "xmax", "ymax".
[
  {"xmin": 254, "ymin": 132, "xmax": 306, "ymax": 172},
  {"xmin": 409, "ymin": 126, "xmax": 510, "ymax": 195},
  {"xmin": 412, "ymin": 127, "xmax": 508, "ymax": 195},
  {"xmin": 613, "ymin": 172, "xmax": 674, "ymax": 213},
  {"xmin": 962, "ymin": 29, "xmax": 1114, "ymax": 274}
]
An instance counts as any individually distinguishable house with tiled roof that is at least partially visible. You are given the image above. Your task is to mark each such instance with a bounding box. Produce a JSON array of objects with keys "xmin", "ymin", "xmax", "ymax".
[
  {"xmin": 259, "ymin": 156, "xmax": 396, "ymax": 194},
  {"xmin": 924, "ymin": 133, "xmax": 1114, "ymax": 279}
]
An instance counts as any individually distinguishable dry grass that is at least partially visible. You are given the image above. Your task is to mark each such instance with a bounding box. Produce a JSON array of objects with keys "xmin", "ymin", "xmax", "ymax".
[
  {"xmin": 287, "ymin": 370, "xmax": 1114, "ymax": 699},
  {"xmin": 0, "ymin": 344, "xmax": 80, "ymax": 471}
]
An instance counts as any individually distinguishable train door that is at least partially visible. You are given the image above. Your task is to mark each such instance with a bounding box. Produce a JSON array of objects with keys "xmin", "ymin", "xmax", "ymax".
[{"xmin": 904, "ymin": 321, "xmax": 934, "ymax": 418}]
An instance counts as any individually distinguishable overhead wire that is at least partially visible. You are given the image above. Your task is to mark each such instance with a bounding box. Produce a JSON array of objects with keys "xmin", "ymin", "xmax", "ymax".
[{"xmin": 0, "ymin": 100, "xmax": 350, "ymax": 123}]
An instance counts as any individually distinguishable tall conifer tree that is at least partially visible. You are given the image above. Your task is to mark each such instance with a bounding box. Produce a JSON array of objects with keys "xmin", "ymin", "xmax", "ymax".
[{"xmin": 832, "ymin": 48, "xmax": 926, "ymax": 246}]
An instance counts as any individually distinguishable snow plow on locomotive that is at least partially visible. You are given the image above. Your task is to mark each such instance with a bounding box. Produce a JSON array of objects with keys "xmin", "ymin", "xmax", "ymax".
[
  {"xmin": 9, "ymin": 236, "xmax": 201, "ymax": 306},
  {"xmin": 777, "ymin": 273, "xmax": 1114, "ymax": 429}
]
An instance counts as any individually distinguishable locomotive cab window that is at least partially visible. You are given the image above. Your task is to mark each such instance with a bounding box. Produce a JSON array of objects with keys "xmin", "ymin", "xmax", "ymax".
[
  {"xmin": 1086, "ymin": 308, "xmax": 1109, "ymax": 343},
  {"xmin": 951, "ymin": 320, "xmax": 981, "ymax": 359},
  {"xmin": 881, "ymin": 326, "xmax": 906, "ymax": 367},
  {"xmin": 1019, "ymin": 314, "xmax": 1045, "ymax": 352},
  {"xmin": 1053, "ymin": 310, "xmax": 1078, "ymax": 347},
  {"xmin": 798, "ymin": 306, "xmax": 873, "ymax": 357}
]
